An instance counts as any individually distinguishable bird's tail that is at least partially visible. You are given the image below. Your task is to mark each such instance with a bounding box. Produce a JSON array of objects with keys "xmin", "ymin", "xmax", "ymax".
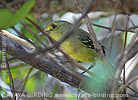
[{"xmin": 85, "ymin": 56, "xmax": 115, "ymax": 94}]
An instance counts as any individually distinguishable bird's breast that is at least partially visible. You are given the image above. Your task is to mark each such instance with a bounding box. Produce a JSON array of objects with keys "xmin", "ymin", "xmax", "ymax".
[{"xmin": 61, "ymin": 40, "xmax": 98, "ymax": 63}]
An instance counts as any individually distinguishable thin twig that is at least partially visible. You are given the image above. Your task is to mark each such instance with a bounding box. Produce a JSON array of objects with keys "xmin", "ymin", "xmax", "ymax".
[
  {"xmin": 98, "ymin": 31, "xmax": 121, "ymax": 42},
  {"xmin": 76, "ymin": 0, "xmax": 102, "ymax": 51},
  {"xmin": 91, "ymin": 22, "xmax": 135, "ymax": 33},
  {"xmin": 123, "ymin": 14, "xmax": 130, "ymax": 94},
  {"xmin": 111, "ymin": 28, "xmax": 138, "ymax": 98},
  {"xmin": 113, "ymin": 75, "xmax": 138, "ymax": 98},
  {"xmin": 128, "ymin": 93, "xmax": 138, "ymax": 98},
  {"xmin": 107, "ymin": 15, "xmax": 117, "ymax": 59},
  {"xmin": 25, "ymin": 17, "xmax": 52, "ymax": 40},
  {"xmin": 17, "ymin": 52, "xmax": 47, "ymax": 100},
  {"xmin": 17, "ymin": 52, "xmax": 46, "ymax": 100},
  {"xmin": 127, "ymin": 86, "xmax": 138, "ymax": 95},
  {"xmin": 20, "ymin": 70, "xmax": 40, "ymax": 85},
  {"xmin": 0, "ymin": 30, "xmax": 34, "ymax": 50},
  {"xmin": 20, "ymin": 21, "xmax": 47, "ymax": 48},
  {"xmin": 0, "ymin": 29, "xmax": 103, "ymax": 94},
  {"xmin": 130, "ymin": 17, "xmax": 136, "ymax": 28},
  {"xmin": 127, "ymin": 40, "xmax": 138, "ymax": 61},
  {"xmin": 42, "ymin": 0, "xmax": 100, "ymax": 51},
  {"xmin": 19, "ymin": 66, "xmax": 34, "ymax": 94},
  {"xmin": 12, "ymin": 26, "xmax": 35, "ymax": 46},
  {"xmin": 125, "ymin": 54, "xmax": 138, "ymax": 80},
  {"xmin": 0, "ymin": 61, "xmax": 26, "ymax": 70},
  {"xmin": 25, "ymin": 17, "xmax": 92, "ymax": 75},
  {"xmin": 58, "ymin": 47, "xmax": 93, "ymax": 75},
  {"xmin": 0, "ymin": 57, "xmax": 16, "ymax": 64},
  {"xmin": 100, "ymin": 31, "xmax": 110, "ymax": 43},
  {"xmin": 4, "ymin": 53, "xmax": 15, "ymax": 99},
  {"xmin": 114, "ymin": 34, "xmax": 138, "ymax": 67}
]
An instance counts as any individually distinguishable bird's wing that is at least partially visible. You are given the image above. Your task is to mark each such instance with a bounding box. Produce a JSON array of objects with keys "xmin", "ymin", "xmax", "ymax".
[
  {"xmin": 72, "ymin": 28, "xmax": 106, "ymax": 54},
  {"xmin": 74, "ymin": 28, "xmax": 95, "ymax": 50}
]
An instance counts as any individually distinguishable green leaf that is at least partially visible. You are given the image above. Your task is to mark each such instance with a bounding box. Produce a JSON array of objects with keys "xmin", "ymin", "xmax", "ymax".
[
  {"xmin": 25, "ymin": 77, "xmax": 36, "ymax": 92},
  {"xmin": 122, "ymin": 32, "xmax": 134, "ymax": 46},
  {"xmin": 0, "ymin": 0, "xmax": 35, "ymax": 29}
]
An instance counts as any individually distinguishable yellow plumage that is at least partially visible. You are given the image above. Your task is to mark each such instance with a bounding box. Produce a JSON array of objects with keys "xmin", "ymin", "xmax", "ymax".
[
  {"xmin": 39, "ymin": 20, "xmax": 101, "ymax": 72},
  {"xmin": 61, "ymin": 40, "xmax": 98, "ymax": 63}
]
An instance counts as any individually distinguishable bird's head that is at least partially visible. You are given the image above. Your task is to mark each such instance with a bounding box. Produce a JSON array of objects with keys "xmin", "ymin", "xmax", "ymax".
[{"xmin": 39, "ymin": 20, "xmax": 72, "ymax": 41}]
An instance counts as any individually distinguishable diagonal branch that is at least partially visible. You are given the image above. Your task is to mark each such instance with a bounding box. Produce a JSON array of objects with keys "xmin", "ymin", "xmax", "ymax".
[{"xmin": 0, "ymin": 30, "xmax": 102, "ymax": 94}]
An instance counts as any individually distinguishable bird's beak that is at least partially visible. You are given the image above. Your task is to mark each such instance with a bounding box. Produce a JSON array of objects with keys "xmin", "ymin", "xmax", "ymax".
[{"xmin": 38, "ymin": 30, "xmax": 51, "ymax": 36}]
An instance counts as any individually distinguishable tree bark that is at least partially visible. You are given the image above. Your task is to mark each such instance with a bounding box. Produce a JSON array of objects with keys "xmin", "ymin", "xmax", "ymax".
[{"xmin": 0, "ymin": 32, "xmax": 110, "ymax": 94}]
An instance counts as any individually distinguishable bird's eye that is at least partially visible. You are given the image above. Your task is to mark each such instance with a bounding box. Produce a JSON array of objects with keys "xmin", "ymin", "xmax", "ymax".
[{"xmin": 52, "ymin": 24, "xmax": 57, "ymax": 29}]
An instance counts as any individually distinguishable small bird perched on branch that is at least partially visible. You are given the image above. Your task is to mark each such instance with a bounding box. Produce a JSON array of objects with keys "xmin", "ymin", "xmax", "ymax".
[{"xmin": 39, "ymin": 20, "xmax": 105, "ymax": 74}]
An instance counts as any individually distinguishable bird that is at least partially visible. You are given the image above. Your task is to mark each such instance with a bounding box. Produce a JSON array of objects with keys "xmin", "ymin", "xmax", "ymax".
[{"xmin": 39, "ymin": 20, "xmax": 104, "ymax": 74}]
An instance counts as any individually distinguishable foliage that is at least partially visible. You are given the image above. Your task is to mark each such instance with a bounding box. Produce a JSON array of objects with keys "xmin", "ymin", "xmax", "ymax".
[
  {"xmin": 0, "ymin": 0, "xmax": 35, "ymax": 29},
  {"xmin": 0, "ymin": 0, "xmax": 137, "ymax": 100}
]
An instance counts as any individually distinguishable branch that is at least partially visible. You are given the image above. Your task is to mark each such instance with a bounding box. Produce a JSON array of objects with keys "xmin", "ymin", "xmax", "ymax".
[
  {"xmin": 127, "ymin": 39, "xmax": 138, "ymax": 61},
  {"xmin": 0, "ymin": 61, "xmax": 26, "ymax": 70},
  {"xmin": 111, "ymin": 28, "xmax": 138, "ymax": 97},
  {"xmin": 114, "ymin": 39, "xmax": 138, "ymax": 67},
  {"xmin": 0, "ymin": 30, "xmax": 106, "ymax": 94},
  {"xmin": 113, "ymin": 75, "xmax": 138, "ymax": 98},
  {"xmin": 26, "ymin": 17, "xmax": 92, "ymax": 75}
]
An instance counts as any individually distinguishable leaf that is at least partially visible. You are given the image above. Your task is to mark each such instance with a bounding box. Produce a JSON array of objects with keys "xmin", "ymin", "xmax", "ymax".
[
  {"xmin": 0, "ymin": 0, "xmax": 35, "ymax": 29},
  {"xmin": 25, "ymin": 77, "xmax": 36, "ymax": 92}
]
